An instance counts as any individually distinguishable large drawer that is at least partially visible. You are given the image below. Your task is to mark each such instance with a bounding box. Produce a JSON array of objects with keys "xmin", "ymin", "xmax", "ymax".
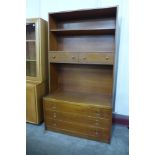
[
  {"xmin": 43, "ymin": 100, "xmax": 112, "ymax": 119},
  {"xmin": 79, "ymin": 52, "xmax": 114, "ymax": 64},
  {"xmin": 45, "ymin": 118, "xmax": 110, "ymax": 142},
  {"xmin": 44, "ymin": 110, "xmax": 111, "ymax": 128},
  {"xmin": 48, "ymin": 52, "xmax": 78, "ymax": 63}
]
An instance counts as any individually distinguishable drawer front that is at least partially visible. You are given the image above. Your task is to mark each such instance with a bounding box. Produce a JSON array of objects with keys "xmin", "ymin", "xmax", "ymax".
[
  {"xmin": 79, "ymin": 52, "xmax": 114, "ymax": 64},
  {"xmin": 45, "ymin": 118, "xmax": 110, "ymax": 140},
  {"xmin": 44, "ymin": 100, "xmax": 112, "ymax": 119},
  {"xmin": 44, "ymin": 110, "xmax": 111, "ymax": 128},
  {"xmin": 48, "ymin": 52, "xmax": 78, "ymax": 63}
]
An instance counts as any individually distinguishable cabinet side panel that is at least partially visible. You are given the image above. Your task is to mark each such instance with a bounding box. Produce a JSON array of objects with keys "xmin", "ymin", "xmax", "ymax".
[{"xmin": 40, "ymin": 19, "xmax": 48, "ymax": 82}]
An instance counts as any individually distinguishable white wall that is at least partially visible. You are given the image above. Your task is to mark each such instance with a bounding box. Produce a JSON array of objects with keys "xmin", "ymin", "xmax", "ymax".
[
  {"xmin": 26, "ymin": 0, "xmax": 129, "ymax": 116},
  {"xmin": 26, "ymin": 0, "xmax": 40, "ymax": 18}
]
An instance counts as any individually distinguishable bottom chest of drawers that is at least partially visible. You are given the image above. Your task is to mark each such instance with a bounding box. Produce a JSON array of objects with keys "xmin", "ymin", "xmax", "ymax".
[
  {"xmin": 45, "ymin": 118, "xmax": 111, "ymax": 143},
  {"xmin": 43, "ymin": 99, "xmax": 112, "ymax": 143}
]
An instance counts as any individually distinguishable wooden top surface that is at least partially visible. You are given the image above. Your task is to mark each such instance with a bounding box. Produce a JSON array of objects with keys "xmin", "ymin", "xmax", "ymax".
[{"xmin": 44, "ymin": 90, "xmax": 112, "ymax": 108}]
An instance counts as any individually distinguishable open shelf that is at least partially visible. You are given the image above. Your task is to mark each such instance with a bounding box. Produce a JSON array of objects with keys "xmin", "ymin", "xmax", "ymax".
[
  {"xmin": 50, "ymin": 28, "xmax": 115, "ymax": 35},
  {"xmin": 50, "ymin": 34, "xmax": 115, "ymax": 51},
  {"xmin": 46, "ymin": 89, "xmax": 112, "ymax": 107},
  {"xmin": 50, "ymin": 7, "xmax": 116, "ymax": 21},
  {"xmin": 49, "ymin": 63, "xmax": 113, "ymax": 95}
]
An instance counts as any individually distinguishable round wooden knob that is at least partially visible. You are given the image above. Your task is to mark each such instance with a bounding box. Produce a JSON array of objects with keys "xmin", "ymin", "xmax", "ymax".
[
  {"xmin": 52, "ymin": 56, "xmax": 56, "ymax": 59},
  {"xmin": 95, "ymin": 122, "xmax": 99, "ymax": 125},
  {"xmin": 53, "ymin": 114, "xmax": 56, "ymax": 118},
  {"xmin": 96, "ymin": 112, "xmax": 100, "ymax": 117},
  {"xmin": 105, "ymin": 56, "xmax": 109, "ymax": 60},
  {"xmin": 83, "ymin": 57, "xmax": 86, "ymax": 60},
  {"xmin": 72, "ymin": 56, "xmax": 75, "ymax": 59},
  {"xmin": 53, "ymin": 123, "xmax": 56, "ymax": 126},
  {"xmin": 52, "ymin": 106, "xmax": 56, "ymax": 110}
]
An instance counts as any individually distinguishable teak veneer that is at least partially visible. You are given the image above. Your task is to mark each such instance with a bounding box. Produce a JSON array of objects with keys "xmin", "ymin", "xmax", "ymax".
[{"xmin": 43, "ymin": 6, "xmax": 118, "ymax": 143}]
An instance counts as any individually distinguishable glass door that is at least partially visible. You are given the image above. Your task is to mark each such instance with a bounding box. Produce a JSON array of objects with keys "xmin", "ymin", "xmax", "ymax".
[{"xmin": 26, "ymin": 23, "xmax": 37, "ymax": 77}]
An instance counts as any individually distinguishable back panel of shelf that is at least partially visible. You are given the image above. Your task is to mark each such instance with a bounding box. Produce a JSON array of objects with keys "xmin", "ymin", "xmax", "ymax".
[
  {"xmin": 49, "ymin": 63, "xmax": 113, "ymax": 95},
  {"xmin": 50, "ymin": 33, "xmax": 115, "ymax": 52},
  {"xmin": 49, "ymin": 7, "xmax": 117, "ymax": 30}
]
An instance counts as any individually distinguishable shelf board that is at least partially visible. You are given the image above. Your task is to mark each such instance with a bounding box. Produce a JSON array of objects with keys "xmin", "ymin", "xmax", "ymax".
[
  {"xmin": 50, "ymin": 28, "xmax": 115, "ymax": 35},
  {"xmin": 26, "ymin": 59, "xmax": 36, "ymax": 62},
  {"xmin": 26, "ymin": 40, "xmax": 36, "ymax": 42},
  {"xmin": 46, "ymin": 90, "xmax": 112, "ymax": 108},
  {"xmin": 50, "ymin": 7, "xmax": 117, "ymax": 20}
]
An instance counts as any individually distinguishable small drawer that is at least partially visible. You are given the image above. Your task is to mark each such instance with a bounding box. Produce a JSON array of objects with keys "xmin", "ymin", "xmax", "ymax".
[
  {"xmin": 79, "ymin": 52, "xmax": 114, "ymax": 64},
  {"xmin": 44, "ymin": 110, "xmax": 112, "ymax": 128},
  {"xmin": 45, "ymin": 118, "xmax": 110, "ymax": 140},
  {"xmin": 43, "ymin": 100, "xmax": 112, "ymax": 119},
  {"xmin": 48, "ymin": 52, "xmax": 78, "ymax": 63}
]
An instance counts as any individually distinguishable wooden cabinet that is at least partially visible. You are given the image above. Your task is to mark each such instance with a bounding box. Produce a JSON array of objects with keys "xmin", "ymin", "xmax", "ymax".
[
  {"xmin": 43, "ymin": 7, "xmax": 118, "ymax": 143},
  {"xmin": 26, "ymin": 18, "xmax": 48, "ymax": 124}
]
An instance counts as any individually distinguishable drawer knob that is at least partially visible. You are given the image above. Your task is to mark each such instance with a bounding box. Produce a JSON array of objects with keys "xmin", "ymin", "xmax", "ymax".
[
  {"xmin": 95, "ymin": 131, "xmax": 99, "ymax": 135},
  {"xmin": 52, "ymin": 56, "xmax": 56, "ymax": 59},
  {"xmin": 52, "ymin": 106, "xmax": 56, "ymax": 110},
  {"xmin": 96, "ymin": 113, "xmax": 101, "ymax": 117},
  {"xmin": 53, "ymin": 114, "xmax": 56, "ymax": 118},
  {"xmin": 72, "ymin": 56, "xmax": 75, "ymax": 59},
  {"xmin": 95, "ymin": 122, "xmax": 99, "ymax": 125},
  {"xmin": 83, "ymin": 57, "xmax": 86, "ymax": 60},
  {"xmin": 53, "ymin": 123, "xmax": 56, "ymax": 126},
  {"xmin": 105, "ymin": 56, "xmax": 109, "ymax": 60}
]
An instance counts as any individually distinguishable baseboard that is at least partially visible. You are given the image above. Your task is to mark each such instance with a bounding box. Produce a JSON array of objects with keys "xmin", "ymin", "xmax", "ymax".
[{"xmin": 112, "ymin": 113, "xmax": 129, "ymax": 127}]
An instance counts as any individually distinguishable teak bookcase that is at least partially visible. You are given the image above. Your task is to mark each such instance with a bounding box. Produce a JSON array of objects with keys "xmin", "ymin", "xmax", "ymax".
[
  {"xmin": 26, "ymin": 18, "xmax": 48, "ymax": 124},
  {"xmin": 43, "ymin": 7, "xmax": 118, "ymax": 143}
]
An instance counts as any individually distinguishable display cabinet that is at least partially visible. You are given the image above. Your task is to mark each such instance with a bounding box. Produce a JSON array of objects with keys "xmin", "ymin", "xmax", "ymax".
[
  {"xmin": 43, "ymin": 7, "xmax": 118, "ymax": 143},
  {"xmin": 26, "ymin": 18, "xmax": 48, "ymax": 124}
]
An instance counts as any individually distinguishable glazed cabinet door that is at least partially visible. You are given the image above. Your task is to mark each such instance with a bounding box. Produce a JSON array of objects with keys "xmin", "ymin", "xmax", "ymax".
[
  {"xmin": 26, "ymin": 22, "xmax": 37, "ymax": 77},
  {"xmin": 26, "ymin": 83, "xmax": 37, "ymax": 123},
  {"xmin": 26, "ymin": 19, "xmax": 40, "ymax": 81}
]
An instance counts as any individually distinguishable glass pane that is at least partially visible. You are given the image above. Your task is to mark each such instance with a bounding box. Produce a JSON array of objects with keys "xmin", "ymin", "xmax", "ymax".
[
  {"xmin": 26, "ymin": 42, "xmax": 36, "ymax": 60},
  {"xmin": 26, "ymin": 23, "xmax": 35, "ymax": 40},
  {"xmin": 26, "ymin": 61, "xmax": 36, "ymax": 77}
]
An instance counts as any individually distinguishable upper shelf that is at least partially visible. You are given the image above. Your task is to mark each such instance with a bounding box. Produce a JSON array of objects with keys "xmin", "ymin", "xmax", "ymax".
[
  {"xmin": 49, "ymin": 7, "xmax": 117, "ymax": 21},
  {"xmin": 50, "ymin": 28, "xmax": 115, "ymax": 35}
]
